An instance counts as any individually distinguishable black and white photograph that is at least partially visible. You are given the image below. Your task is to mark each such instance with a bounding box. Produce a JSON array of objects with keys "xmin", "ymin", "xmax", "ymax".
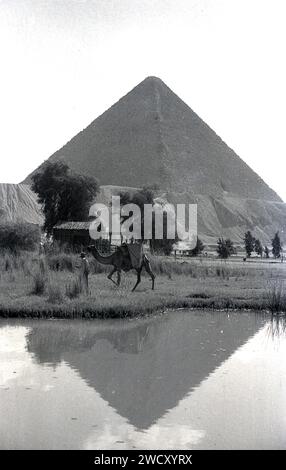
[{"xmin": 0, "ymin": 0, "xmax": 286, "ymax": 457}]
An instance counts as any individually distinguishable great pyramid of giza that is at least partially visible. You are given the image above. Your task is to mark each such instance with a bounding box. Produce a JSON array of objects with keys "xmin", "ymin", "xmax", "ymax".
[{"xmin": 23, "ymin": 77, "xmax": 286, "ymax": 243}]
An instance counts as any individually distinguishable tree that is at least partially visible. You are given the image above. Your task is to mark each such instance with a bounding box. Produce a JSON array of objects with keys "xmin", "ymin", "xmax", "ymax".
[
  {"xmin": 272, "ymin": 231, "xmax": 283, "ymax": 258},
  {"xmin": 189, "ymin": 237, "xmax": 204, "ymax": 257},
  {"xmin": 254, "ymin": 238, "xmax": 263, "ymax": 257},
  {"xmin": 264, "ymin": 246, "xmax": 270, "ymax": 258},
  {"xmin": 31, "ymin": 161, "xmax": 99, "ymax": 235},
  {"xmin": 244, "ymin": 231, "xmax": 255, "ymax": 257},
  {"xmin": 119, "ymin": 186, "xmax": 156, "ymax": 240},
  {"xmin": 216, "ymin": 238, "xmax": 236, "ymax": 259},
  {"xmin": 119, "ymin": 187, "xmax": 179, "ymax": 254}
]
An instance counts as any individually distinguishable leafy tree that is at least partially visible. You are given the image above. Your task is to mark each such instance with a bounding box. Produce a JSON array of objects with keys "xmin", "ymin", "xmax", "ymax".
[
  {"xmin": 189, "ymin": 237, "xmax": 204, "ymax": 257},
  {"xmin": 123, "ymin": 186, "xmax": 156, "ymax": 208},
  {"xmin": 216, "ymin": 238, "xmax": 236, "ymax": 259},
  {"xmin": 0, "ymin": 222, "xmax": 40, "ymax": 252},
  {"xmin": 119, "ymin": 187, "xmax": 155, "ymax": 239},
  {"xmin": 31, "ymin": 161, "xmax": 98, "ymax": 235},
  {"xmin": 254, "ymin": 238, "xmax": 263, "ymax": 257},
  {"xmin": 119, "ymin": 187, "xmax": 178, "ymax": 253},
  {"xmin": 244, "ymin": 231, "xmax": 255, "ymax": 257},
  {"xmin": 264, "ymin": 246, "xmax": 270, "ymax": 258},
  {"xmin": 272, "ymin": 231, "xmax": 283, "ymax": 258}
]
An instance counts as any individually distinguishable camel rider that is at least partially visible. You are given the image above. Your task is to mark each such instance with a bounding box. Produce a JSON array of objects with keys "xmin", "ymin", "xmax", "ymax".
[{"xmin": 79, "ymin": 252, "xmax": 90, "ymax": 294}]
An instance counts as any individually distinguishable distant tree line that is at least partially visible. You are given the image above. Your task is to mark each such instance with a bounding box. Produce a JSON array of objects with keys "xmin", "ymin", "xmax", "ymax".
[
  {"xmin": 243, "ymin": 230, "xmax": 282, "ymax": 259},
  {"xmin": 213, "ymin": 230, "xmax": 283, "ymax": 260}
]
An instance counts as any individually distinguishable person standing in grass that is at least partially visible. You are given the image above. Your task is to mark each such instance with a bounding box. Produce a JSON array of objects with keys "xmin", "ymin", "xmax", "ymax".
[{"xmin": 79, "ymin": 252, "xmax": 90, "ymax": 294}]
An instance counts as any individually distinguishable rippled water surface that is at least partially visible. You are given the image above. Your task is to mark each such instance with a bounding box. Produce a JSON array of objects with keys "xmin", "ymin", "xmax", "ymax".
[{"xmin": 0, "ymin": 311, "xmax": 286, "ymax": 449}]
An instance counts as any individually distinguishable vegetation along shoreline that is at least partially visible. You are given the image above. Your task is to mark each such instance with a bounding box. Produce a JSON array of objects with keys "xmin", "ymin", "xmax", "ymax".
[
  {"xmin": 1, "ymin": 161, "xmax": 285, "ymax": 321},
  {"xmin": 0, "ymin": 248, "xmax": 285, "ymax": 319}
]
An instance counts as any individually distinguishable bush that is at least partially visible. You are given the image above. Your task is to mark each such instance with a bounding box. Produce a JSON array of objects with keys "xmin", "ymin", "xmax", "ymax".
[{"xmin": 0, "ymin": 222, "xmax": 40, "ymax": 253}]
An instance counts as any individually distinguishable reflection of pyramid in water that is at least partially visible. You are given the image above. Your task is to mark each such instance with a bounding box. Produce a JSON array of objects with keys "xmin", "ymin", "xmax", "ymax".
[{"xmin": 27, "ymin": 313, "xmax": 262, "ymax": 429}]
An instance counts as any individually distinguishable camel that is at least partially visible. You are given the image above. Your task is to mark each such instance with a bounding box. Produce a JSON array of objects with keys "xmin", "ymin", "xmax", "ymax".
[{"xmin": 87, "ymin": 244, "xmax": 155, "ymax": 292}]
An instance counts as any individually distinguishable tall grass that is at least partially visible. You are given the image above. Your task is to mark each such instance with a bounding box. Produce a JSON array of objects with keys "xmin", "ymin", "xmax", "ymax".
[
  {"xmin": 0, "ymin": 249, "xmax": 269, "ymax": 280},
  {"xmin": 65, "ymin": 278, "xmax": 83, "ymax": 299},
  {"xmin": 47, "ymin": 283, "xmax": 64, "ymax": 304},
  {"xmin": 148, "ymin": 255, "xmax": 254, "ymax": 279},
  {"xmin": 265, "ymin": 316, "xmax": 286, "ymax": 339},
  {"xmin": 47, "ymin": 253, "xmax": 75, "ymax": 272},
  {"xmin": 30, "ymin": 270, "xmax": 46, "ymax": 296},
  {"xmin": 1, "ymin": 247, "xmax": 286, "ymax": 318},
  {"xmin": 0, "ymin": 251, "xmax": 34, "ymax": 275},
  {"xmin": 266, "ymin": 281, "xmax": 286, "ymax": 314}
]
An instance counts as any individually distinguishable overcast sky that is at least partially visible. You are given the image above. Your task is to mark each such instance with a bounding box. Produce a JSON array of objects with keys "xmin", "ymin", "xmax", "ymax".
[{"xmin": 0, "ymin": 0, "xmax": 285, "ymax": 200}]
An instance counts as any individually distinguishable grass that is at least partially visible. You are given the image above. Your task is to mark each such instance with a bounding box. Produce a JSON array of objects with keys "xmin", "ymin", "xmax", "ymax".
[
  {"xmin": 265, "ymin": 280, "xmax": 286, "ymax": 314},
  {"xmin": 30, "ymin": 270, "xmax": 46, "ymax": 295},
  {"xmin": 47, "ymin": 283, "xmax": 64, "ymax": 304},
  {"xmin": 65, "ymin": 277, "xmax": 83, "ymax": 299},
  {"xmin": 0, "ymin": 250, "xmax": 285, "ymax": 318}
]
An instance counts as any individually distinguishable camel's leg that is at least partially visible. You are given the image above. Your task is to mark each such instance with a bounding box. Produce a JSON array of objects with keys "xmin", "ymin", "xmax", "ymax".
[
  {"xmin": 117, "ymin": 270, "xmax": 121, "ymax": 287},
  {"xmin": 107, "ymin": 266, "xmax": 118, "ymax": 286},
  {"xmin": 132, "ymin": 269, "xmax": 142, "ymax": 292},
  {"xmin": 144, "ymin": 257, "xmax": 155, "ymax": 290}
]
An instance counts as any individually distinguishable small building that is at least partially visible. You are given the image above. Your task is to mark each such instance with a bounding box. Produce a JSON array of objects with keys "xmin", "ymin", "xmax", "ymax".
[
  {"xmin": 172, "ymin": 241, "xmax": 194, "ymax": 256},
  {"xmin": 53, "ymin": 221, "xmax": 152, "ymax": 252},
  {"xmin": 53, "ymin": 221, "xmax": 92, "ymax": 247},
  {"xmin": 53, "ymin": 221, "xmax": 114, "ymax": 252}
]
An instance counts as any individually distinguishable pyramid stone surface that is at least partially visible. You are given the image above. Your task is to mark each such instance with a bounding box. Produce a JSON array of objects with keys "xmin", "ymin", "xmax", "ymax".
[
  {"xmin": 24, "ymin": 77, "xmax": 280, "ymax": 200},
  {"xmin": 23, "ymin": 77, "xmax": 286, "ymax": 242}
]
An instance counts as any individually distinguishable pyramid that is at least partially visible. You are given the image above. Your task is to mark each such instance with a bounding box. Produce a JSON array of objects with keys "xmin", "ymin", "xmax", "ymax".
[{"xmin": 23, "ymin": 77, "xmax": 286, "ymax": 243}]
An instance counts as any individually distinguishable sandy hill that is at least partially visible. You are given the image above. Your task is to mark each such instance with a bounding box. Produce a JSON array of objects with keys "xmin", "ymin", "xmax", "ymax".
[
  {"xmin": 0, "ymin": 183, "xmax": 43, "ymax": 225},
  {"xmin": 23, "ymin": 77, "xmax": 286, "ymax": 242}
]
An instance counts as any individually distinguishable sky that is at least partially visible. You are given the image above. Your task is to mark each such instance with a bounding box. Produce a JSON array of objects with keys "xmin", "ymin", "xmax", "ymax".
[{"xmin": 0, "ymin": 0, "xmax": 285, "ymax": 200}]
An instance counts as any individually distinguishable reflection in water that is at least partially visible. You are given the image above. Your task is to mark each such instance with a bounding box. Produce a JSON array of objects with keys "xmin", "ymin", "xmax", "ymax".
[
  {"xmin": 26, "ymin": 313, "xmax": 262, "ymax": 429},
  {"xmin": 265, "ymin": 315, "xmax": 286, "ymax": 340},
  {"xmin": 0, "ymin": 312, "xmax": 286, "ymax": 449}
]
